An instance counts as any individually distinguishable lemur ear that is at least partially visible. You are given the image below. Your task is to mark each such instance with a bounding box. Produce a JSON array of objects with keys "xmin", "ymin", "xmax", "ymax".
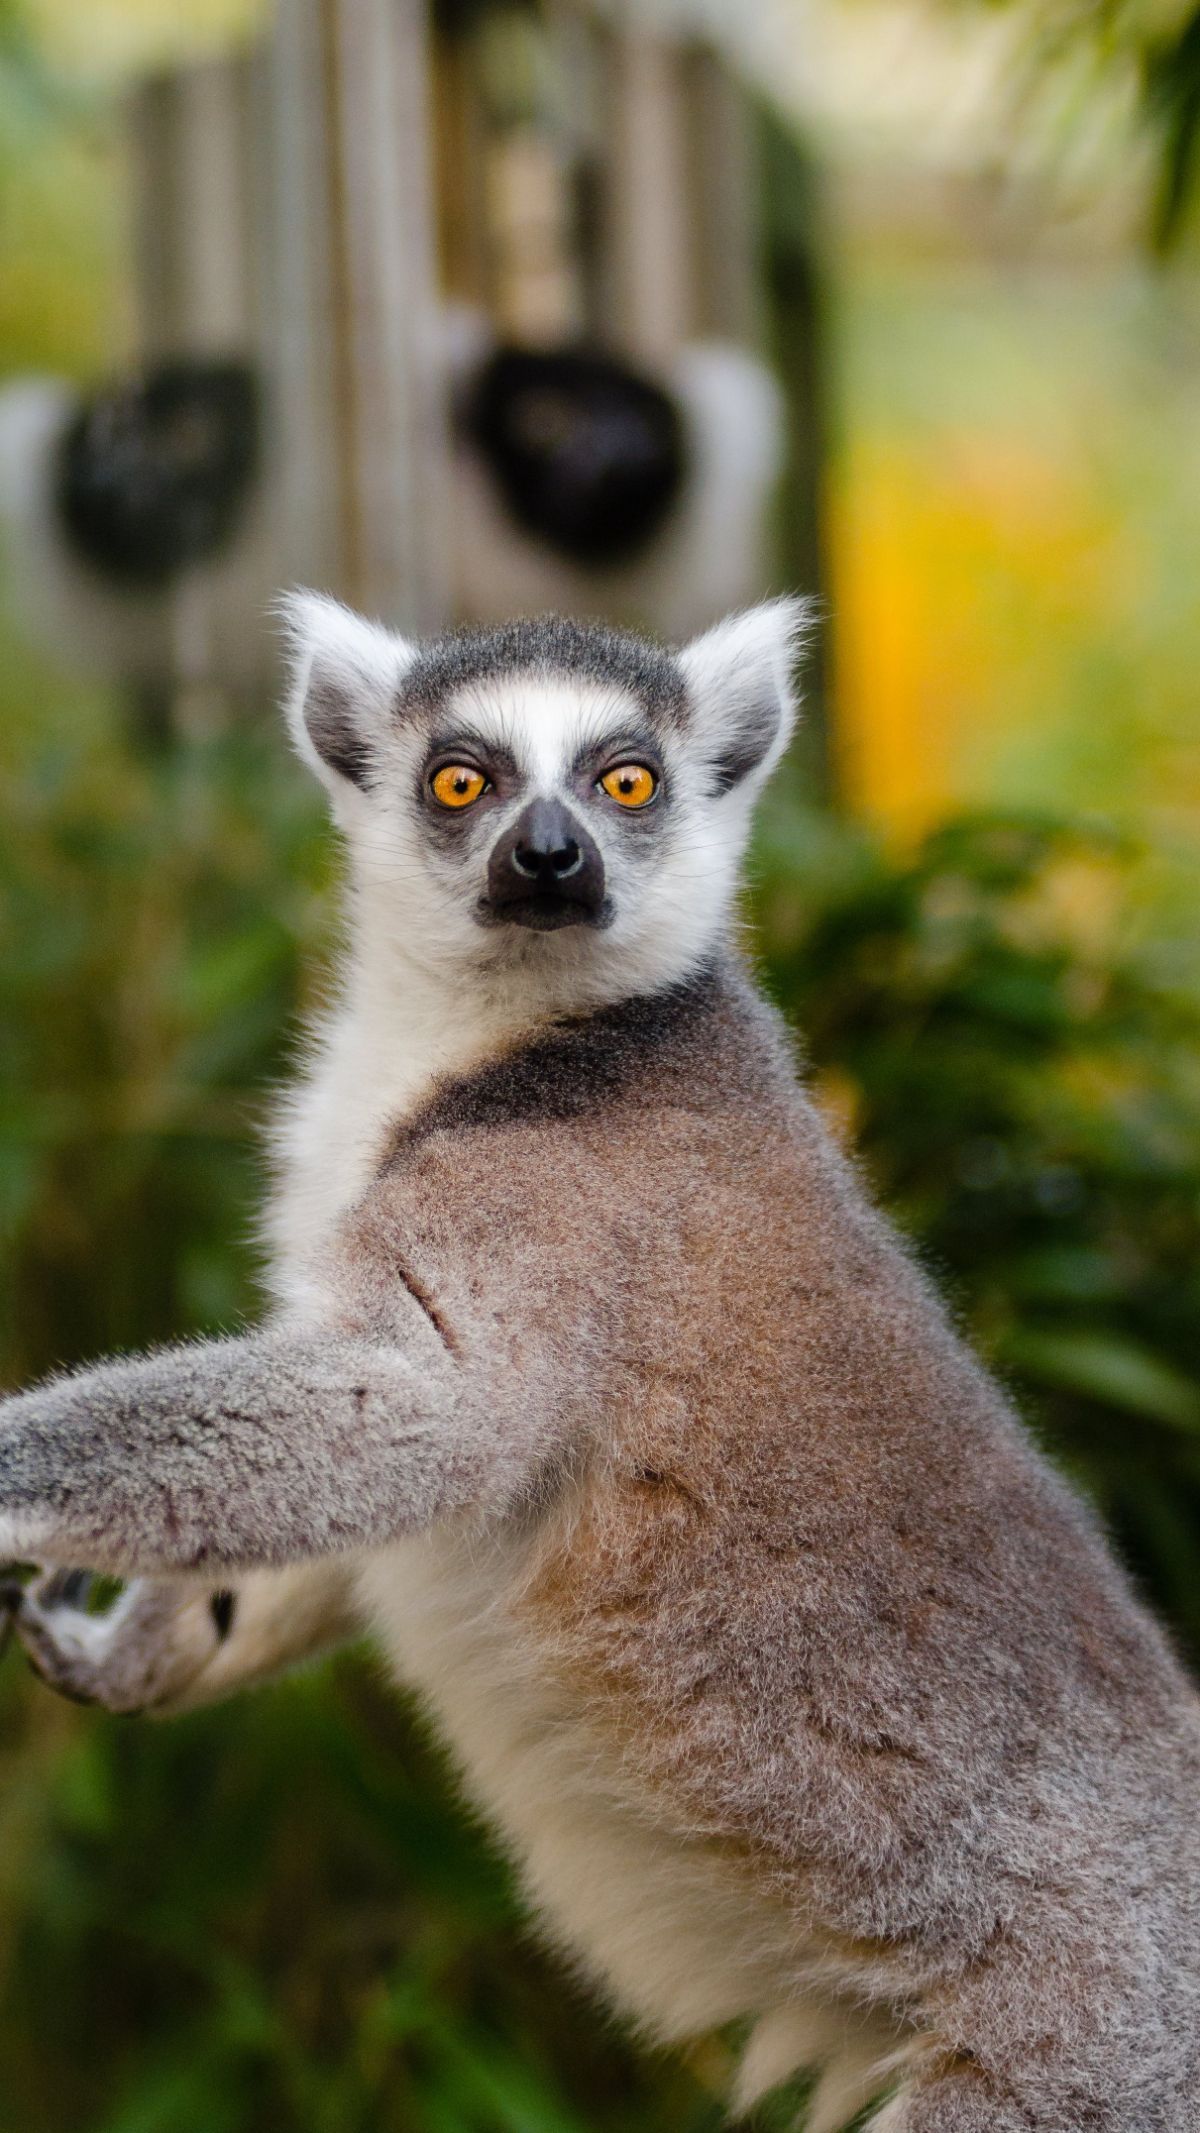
[
  {"xmin": 678, "ymin": 597, "xmax": 810, "ymax": 795},
  {"xmin": 278, "ymin": 590, "xmax": 416, "ymax": 797}
]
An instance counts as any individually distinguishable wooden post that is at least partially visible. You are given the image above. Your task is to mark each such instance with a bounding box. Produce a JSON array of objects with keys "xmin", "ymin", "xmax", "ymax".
[
  {"xmin": 681, "ymin": 43, "xmax": 760, "ymax": 348},
  {"xmin": 132, "ymin": 61, "xmax": 259, "ymax": 364},
  {"xmin": 265, "ymin": 0, "xmax": 451, "ymax": 633},
  {"xmin": 130, "ymin": 56, "xmax": 272, "ymax": 723},
  {"xmin": 602, "ymin": 11, "xmax": 693, "ymax": 365}
]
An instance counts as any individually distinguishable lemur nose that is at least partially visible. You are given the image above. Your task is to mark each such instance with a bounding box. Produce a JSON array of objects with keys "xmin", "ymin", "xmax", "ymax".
[
  {"xmin": 512, "ymin": 801, "xmax": 584, "ymax": 883},
  {"xmin": 484, "ymin": 797, "xmax": 607, "ymax": 929}
]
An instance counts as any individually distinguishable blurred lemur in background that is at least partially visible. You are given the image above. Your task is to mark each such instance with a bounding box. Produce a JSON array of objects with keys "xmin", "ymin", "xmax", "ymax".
[{"xmin": 1, "ymin": 597, "xmax": 1199, "ymax": 2132}]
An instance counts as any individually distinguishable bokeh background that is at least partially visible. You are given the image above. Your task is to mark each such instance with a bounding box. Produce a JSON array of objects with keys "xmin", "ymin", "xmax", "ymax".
[{"xmin": 1, "ymin": 2, "xmax": 1199, "ymax": 2129}]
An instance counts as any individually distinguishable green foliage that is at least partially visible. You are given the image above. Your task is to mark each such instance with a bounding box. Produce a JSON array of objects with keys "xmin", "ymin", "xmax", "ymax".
[
  {"xmin": 0, "ymin": 1666, "xmax": 727, "ymax": 2133},
  {"xmin": 0, "ymin": 670, "xmax": 1198, "ymax": 2131},
  {"xmin": 758, "ymin": 792, "xmax": 1200, "ymax": 1649},
  {"xmin": 0, "ymin": 660, "xmax": 327, "ymax": 1382},
  {"xmin": 1145, "ymin": 4, "xmax": 1200, "ymax": 246},
  {"xmin": 944, "ymin": 0, "xmax": 1200, "ymax": 249}
]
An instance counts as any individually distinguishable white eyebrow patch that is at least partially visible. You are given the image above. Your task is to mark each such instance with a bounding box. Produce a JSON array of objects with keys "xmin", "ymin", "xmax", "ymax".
[{"xmin": 444, "ymin": 675, "xmax": 649, "ymax": 792}]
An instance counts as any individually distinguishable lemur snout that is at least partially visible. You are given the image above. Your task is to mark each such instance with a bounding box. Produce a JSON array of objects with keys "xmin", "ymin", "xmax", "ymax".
[
  {"xmin": 485, "ymin": 798, "xmax": 607, "ymax": 930},
  {"xmin": 512, "ymin": 798, "xmax": 583, "ymax": 883}
]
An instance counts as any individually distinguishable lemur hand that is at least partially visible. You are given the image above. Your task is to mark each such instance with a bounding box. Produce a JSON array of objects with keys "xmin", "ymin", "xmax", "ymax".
[{"xmin": 7, "ymin": 1571, "xmax": 232, "ymax": 1715}]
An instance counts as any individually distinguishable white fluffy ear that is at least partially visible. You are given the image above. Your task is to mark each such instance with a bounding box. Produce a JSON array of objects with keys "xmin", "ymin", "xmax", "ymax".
[
  {"xmin": 278, "ymin": 590, "xmax": 415, "ymax": 796},
  {"xmin": 678, "ymin": 596, "xmax": 810, "ymax": 795}
]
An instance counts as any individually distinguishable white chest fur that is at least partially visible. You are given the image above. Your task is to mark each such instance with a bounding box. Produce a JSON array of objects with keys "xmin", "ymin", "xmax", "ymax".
[
  {"xmin": 354, "ymin": 1528, "xmax": 899, "ymax": 2122},
  {"xmin": 263, "ymin": 949, "xmax": 517, "ymax": 1308}
]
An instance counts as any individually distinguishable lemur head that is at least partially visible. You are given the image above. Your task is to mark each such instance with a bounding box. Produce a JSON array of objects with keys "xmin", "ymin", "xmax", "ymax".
[{"xmin": 282, "ymin": 595, "xmax": 807, "ymax": 1005}]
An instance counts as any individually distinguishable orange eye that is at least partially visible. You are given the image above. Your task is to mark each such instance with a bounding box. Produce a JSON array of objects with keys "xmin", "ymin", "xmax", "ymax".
[
  {"xmin": 599, "ymin": 763, "xmax": 657, "ymax": 809},
  {"xmin": 431, "ymin": 764, "xmax": 488, "ymax": 809}
]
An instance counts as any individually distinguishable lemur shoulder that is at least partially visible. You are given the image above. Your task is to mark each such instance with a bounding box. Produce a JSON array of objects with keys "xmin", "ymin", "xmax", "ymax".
[{"xmin": 2, "ymin": 598, "xmax": 1199, "ymax": 2133}]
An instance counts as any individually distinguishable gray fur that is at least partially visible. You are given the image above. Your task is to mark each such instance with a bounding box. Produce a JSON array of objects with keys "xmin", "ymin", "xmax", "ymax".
[
  {"xmin": 397, "ymin": 614, "xmax": 687, "ymax": 725},
  {"xmin": 4, "ymin": 961, "xmax": 1199, "ymax": 2126},
  {"xmin": 0, "ymin": 1318, "xmax": 558, "ymax": 1576},
  {"xmin": 2, "ymin": 601, "xmax": 1198, "ymax": 2131}
]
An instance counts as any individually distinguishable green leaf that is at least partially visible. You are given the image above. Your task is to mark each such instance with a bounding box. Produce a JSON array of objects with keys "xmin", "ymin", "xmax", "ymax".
[{"xmin": 1003, "ymin": 1327, "xmax": 1200, "ymax": 1433}]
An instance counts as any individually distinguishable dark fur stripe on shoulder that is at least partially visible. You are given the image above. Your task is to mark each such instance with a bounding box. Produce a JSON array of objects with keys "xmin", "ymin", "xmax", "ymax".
[{"xmin": 393, "ymin": 967, "xmax": 733, "ymax": 1154}]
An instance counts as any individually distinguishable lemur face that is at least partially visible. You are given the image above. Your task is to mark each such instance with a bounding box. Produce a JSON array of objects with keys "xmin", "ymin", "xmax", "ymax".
[
  {"xmin": 414, "ymin": 673, "xmax": 669, "ymax": 937},
  {"xmin": 282, "ymin": 599, "xmax": 807, "ymax": 997}
]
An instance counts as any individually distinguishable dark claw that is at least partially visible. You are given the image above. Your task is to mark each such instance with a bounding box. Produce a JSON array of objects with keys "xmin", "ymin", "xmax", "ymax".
[
  {"xmin": 0, "ymin": 1582, "xmax": 21, "ymax": 1660},
  {"xmin": 37, "ymin": 1569, "xmax": 93, "ymax": 1611}
]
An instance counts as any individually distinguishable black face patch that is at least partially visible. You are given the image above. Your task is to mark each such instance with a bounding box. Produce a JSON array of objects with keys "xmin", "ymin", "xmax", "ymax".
[
  {"xmin": 422, "ymin": 731, "xmax": 519, "ymax": 791},
  {"xmin": 416, "ymin": 732, "xmax": 519, "ymax": 846},
  {"xmin": 572, "ymin": 733, "xmax": 667, "ymax": 842},
  {"xmin": 482, "ymin": 795, "xmax": 610, "ymax": 932},
  {"xmin": 572, "ymin": 732, "xmax": 663, "ymax": 786}
]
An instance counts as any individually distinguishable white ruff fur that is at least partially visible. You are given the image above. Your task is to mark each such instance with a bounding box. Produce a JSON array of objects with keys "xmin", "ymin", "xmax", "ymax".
[
  {"xmin": 265, "ymin": 657, "xmax": 767, "ymax": 1298},
  {"xmin": 262, "ymin": 598, "xmax": 910, "ymax": 2122}
]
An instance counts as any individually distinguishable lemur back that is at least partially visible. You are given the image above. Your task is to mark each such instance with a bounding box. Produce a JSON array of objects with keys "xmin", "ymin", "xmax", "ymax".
[
  {"xmin": 3, "ymin": 600, "xmax": 1199, "ymax": 2132},
  {"xmin": 315, "ymin": 967, "xmax": 1200, "ymax": 2127}
]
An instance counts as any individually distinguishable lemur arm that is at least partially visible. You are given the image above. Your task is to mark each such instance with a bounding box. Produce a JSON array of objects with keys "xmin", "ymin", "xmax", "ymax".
[{"xmin": 0, "ymin": 1319, "xmax": 543, "ymax": 1582}]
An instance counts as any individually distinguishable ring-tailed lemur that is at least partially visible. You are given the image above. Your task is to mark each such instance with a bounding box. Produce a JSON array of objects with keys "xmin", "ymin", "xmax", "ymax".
[{"xmin": 1, "ymin": 597, "xmax": 1199, "ymax": 2132}]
